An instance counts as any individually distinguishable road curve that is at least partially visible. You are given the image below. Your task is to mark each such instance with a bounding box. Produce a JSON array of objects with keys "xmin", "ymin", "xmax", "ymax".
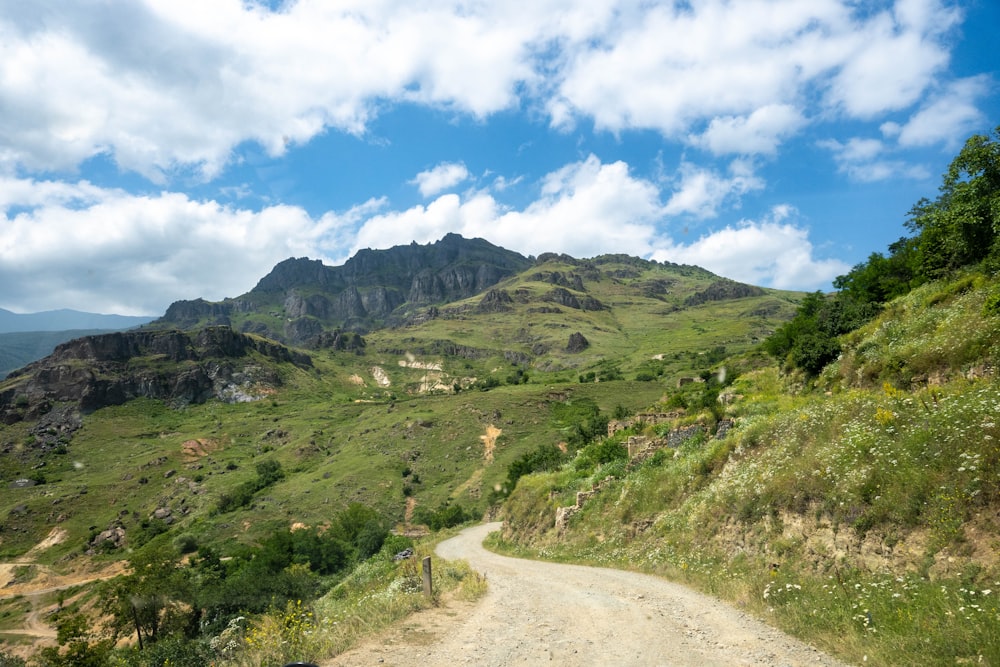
[{"xmin": 325, "ymin": 522, "xmax": 849, "ymax": 667}]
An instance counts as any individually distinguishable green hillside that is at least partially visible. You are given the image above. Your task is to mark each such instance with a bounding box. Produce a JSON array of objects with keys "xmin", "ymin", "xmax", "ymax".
[
  {"xmin": 1, "ymin": 128, "xmax": 995, "ymax": 667},
  {"xmin": 0, "ymin": 245, "xmax": 800, "ymax": 665},
  {"xmin": 493, "ymin": 128, "xmax": 1000, "ymax": 666},
  {"xmin": 495, "ymin": 271, "xmax": 1000, "ymax": 666}
]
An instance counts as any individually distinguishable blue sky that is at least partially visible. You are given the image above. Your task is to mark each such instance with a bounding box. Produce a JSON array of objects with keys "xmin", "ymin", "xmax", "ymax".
[{"xmin": 0, "ymin": 0, "xmax": 997, "ymax": 316}]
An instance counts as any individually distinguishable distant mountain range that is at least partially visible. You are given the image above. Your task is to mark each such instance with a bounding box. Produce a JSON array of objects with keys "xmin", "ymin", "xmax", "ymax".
[
  {"xmin": 0, "ymin": 308, "xmax": 154, "ymax": 333},
  {"xmin": 0, "ymin": 310, "xmax": 155, "ymax": 377}
]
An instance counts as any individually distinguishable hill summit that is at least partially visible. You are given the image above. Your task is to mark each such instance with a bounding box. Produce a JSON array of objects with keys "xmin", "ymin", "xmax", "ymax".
[{"xmin": 151, "ymin": 233, "xmax": 533, "ymax": 344}]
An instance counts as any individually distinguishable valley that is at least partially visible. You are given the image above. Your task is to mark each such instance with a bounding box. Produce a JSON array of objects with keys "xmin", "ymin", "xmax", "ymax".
[{"xmin": 1, "ymin": 219, "xmax": 998, "ymax": 665}]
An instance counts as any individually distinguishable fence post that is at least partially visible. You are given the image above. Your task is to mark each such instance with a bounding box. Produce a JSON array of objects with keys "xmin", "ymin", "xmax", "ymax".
[{"xmin": 422, "ymin": 556, "xmax": 433, "ymax": 598}]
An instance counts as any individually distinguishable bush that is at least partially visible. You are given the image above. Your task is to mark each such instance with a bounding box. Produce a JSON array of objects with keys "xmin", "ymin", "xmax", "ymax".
[
  {"xmin": 174, "ymin": 534, "xmax": 199, "ymax": 554},
  {"xmin": 574, "ymin": 439, "xmax": 627, "ymax": 473},
  {"xmin": 0, "ymin": 649, "xmax": 27, "ymax": 667},
  {"xmin": 413, "ymin": 502, "xmax": 472, "ymax": 531},
  {"xmin": 503, "ymin": 443, "xmax": 567, "ymax": 494}
]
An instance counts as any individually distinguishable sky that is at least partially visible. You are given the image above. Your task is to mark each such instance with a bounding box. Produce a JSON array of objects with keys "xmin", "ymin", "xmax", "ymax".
[{"xmin": 0, "ymin": 0, "xmax": 997, "ymax": 316}]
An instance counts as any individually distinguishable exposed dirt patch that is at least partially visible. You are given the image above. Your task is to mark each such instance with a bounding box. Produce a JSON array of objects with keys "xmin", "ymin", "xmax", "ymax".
[
  {"xmin": 348, "ymin": 374, "xmax": 366, "ymax": 386},
  {"xmin": 451, "ymin": 468, "xmax": 483, "ymax": 499},
  {"xmin": 0, "ymin": 527, "xmax": 129, "ymax": 654},
  {"xmin": 26, "ymin": 527, "xmax": 68, "ymax": 557},
  {"xmin": 370, "ymin": 366, "xmax": 392, "ymax": 387},
  {"xmin": 479, "ymin": 425, "xmax": 501, "ymax": 463},
  {"xmin": 181, "ymin": 437, "xmax": 221, "ymax": 461}
]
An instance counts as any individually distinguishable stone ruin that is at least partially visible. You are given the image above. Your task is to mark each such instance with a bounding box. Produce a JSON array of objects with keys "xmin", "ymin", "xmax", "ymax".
[{"xmin": 554, "ymin": 417, "xmax": 736, "ymax": 532}]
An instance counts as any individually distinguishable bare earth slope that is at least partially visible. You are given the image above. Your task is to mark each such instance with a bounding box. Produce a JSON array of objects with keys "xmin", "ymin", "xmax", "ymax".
[{"xmin": 324, "ymin": 523, "xmax": 848, "ymax": 667}]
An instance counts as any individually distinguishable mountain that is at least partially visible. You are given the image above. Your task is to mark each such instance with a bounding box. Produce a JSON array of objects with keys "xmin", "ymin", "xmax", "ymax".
[
  {"xmin": 0, "ymin": 327, "xmax": 316, "ymax": 425},
  {"xmin": 0, "ymin": 308, "xmax": 154, "ymax": 333},
  {"xmin": 0, "ymin": 311, "xmax": 158, "ymax": 378},
  {"xmin": 149, "ymin": 233, "xmax": 535, "ymax": 344},
  {"xmin": 0, "ymin": 329, "xmax": 114, "ymax": 378},
  {"xmin": 0, "ymin": 237, "xmax": 802, "ymax": 663}
]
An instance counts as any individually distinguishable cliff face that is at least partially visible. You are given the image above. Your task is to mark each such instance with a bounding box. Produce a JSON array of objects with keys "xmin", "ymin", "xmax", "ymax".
[
  {"xmin": 150, "ymin": 234, "xmax": 532, "ymax": 344},
  {"xmin": 0, "ymin": 327, "xmax": 312, "ymax": 424}
]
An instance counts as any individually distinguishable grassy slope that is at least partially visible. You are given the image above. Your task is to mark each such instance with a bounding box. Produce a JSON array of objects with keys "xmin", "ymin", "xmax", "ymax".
[
  {"xmin": 7, "ymin": 255, "xmax": 778, "ymax": 560},
  {"xmin": 0, "ymin": 255, "xmax": 801, "ymax": 658},
  {"xmin": 495, "ymin": 271, "xmax": 1000, "ymax": 666}
]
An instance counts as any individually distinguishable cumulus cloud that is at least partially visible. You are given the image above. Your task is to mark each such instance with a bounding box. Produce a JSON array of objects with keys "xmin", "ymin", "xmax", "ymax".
[
  {"xmin": 0, "ymin": 176, "xmax": 376, "ymax": 314},
  {"xmin": 819, "ymin": 134, "xmax": 933, "ymax": 183},
  {"xmin": 824, "ymin": 2, "xmax": 958, "ymax": 118},
  {"xmin": 355, "ymin": 155, "xmax": 664, "ymax": 260},
  {"xmin": 894, "ymin": 76, "xmax": 990, "ymax": 148},
  {"xmin": 653, "ymin": 211, "xmax": 851, "ymax": 290},
  {"xmin": 689, "ymin": 105, "xmax": 807, "ymax": 156},
  {"xmin": 0, "ymin": 0, "xmax": 980, "ymax": 178},
  {"xmin": 410, "ymin": 162, "xmax": 470, "ymax": 198},
  {"xmin": 663, "ymin": 160, "xmax": 764, "ymax": 219}
]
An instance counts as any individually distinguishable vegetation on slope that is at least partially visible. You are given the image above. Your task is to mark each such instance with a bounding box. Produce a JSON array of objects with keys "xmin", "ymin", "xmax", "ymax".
[
  {"xmin": 766, "ymin": 126, "xmax": 1000, "ymax": 379},
  {"xmin": 493, "ymin": 128, "xmax": 1000, "ymax": 666},
  {"xmin": 495, "ymin": 273, "xmax": 1000, "ymax": 664}
]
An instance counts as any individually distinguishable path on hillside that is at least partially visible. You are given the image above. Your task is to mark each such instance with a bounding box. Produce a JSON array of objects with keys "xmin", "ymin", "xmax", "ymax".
[
  {"xmin": 0, "ymin": 527, "xmax": 127, "ymax": 643},
  {"xmin": 323, "ymin": 523, "xmax": 848, "ymax": 667}
]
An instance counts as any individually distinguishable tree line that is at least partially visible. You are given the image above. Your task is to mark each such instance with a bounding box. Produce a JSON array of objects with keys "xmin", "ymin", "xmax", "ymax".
[{"xmin": 766, "ymin": 127, "xmax": 1000, "ymax": 376}]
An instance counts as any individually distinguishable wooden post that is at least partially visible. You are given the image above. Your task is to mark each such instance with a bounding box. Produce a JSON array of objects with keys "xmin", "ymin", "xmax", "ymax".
[{"xmin": 422, "ymin": 556, "xmax": 433, "ymax": 598}]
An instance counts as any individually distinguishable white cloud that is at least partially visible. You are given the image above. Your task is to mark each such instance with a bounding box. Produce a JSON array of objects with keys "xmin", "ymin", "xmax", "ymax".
[
  {"xmin": 663, "ymin": 160, "xmax": 764, "ymax": 219},
  {"xmin": 354, "ymin": 155, "xmax": 664, "ymax": 260},
  {"xmin": 0, "ymin": 0, "xmax": 979, "ymax": 178},
  {"xmin": 0, "ymin": 176, "xmax": 372, "ymax": 315},
  {"xmin": 410, "ymin": 162, "xmax": 470, "ymax": 198},
  {"xmin": 824, "ymin": 3, "xmax": 957, "ymax": 118},
  {"xmin": 690, "ymin": 105, "xmax": 807, "ymax": 156},
  {"xmin": 820, "ymin": 137, "xmax": 931, "ymax": 182},
  {"xmin": 895, "ymin": 76, "xmax": 990, "ymax": 148},
  {"xmin": 653, "ymin": 213, "xmax": 851, "ymax": 290}
]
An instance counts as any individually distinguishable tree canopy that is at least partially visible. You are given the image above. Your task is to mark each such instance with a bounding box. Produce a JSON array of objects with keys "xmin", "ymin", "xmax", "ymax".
[{"xmin": 766, "ymin": 127, "xmax": 1000, "ymax": 376}]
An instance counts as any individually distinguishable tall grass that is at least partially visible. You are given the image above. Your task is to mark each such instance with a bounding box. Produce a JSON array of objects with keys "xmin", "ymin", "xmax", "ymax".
[
  {"xmin": 205, "ymin": 542, "xmax": 486, "ymax": 666},
  {"xmin": 496, "ymin": 275, "xmax": 1000, "ymax": 665}
]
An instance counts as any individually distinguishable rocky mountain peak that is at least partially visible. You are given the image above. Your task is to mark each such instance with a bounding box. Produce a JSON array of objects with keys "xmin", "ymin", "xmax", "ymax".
[{"xmin": 151, "ymin": 235, "xmax": 533, "ymax": 344}]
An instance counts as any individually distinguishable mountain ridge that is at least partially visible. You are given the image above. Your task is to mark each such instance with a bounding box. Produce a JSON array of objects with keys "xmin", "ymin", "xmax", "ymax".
[
  {"xmin": 150, "ymin": 233, "xmax": 536, "ymax": 342},
  {"xmin": 0, "ymin": 308, "xmax": 154, "ymax": 334}
]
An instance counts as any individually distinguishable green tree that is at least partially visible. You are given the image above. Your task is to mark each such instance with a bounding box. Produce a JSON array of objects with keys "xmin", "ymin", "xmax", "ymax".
[
  {"xmin": 101, "ymin": 546, "xmax": 195, "ymax": 648},
  {"xmin": 906, "ymin": 127, "xmax": 1000, "ymax": 277},
  {"xmin": 37, "ymin": 613, "xmax": 113, "ymax": 667}
]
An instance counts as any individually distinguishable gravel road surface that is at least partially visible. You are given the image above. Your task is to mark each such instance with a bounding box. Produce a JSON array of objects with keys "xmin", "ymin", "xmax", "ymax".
[{"xmin": 323, "ymin": 522, "xmax": 850, "ymax": 667}]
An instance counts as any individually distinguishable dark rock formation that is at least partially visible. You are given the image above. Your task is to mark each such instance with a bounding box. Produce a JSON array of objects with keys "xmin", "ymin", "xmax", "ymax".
[
  {"xmin": 566, "ymin": 332, "xmax": 590, "ymax": 353},
  {"xmin": 0, "ymin": 327, "xmax": 313, "ymax": 423},
  {"xmin": 684, "ymin": 279, "xmax": 766, "ymax": 306},
  {"xmin": 529, "ymin": 271, "xmax": 586, "ymax": 291},
  {"xmin": 478, "ymin": 289, "xmax": 514, "ymax": 313},
  {"xmin": 542, "ymin": 288, "xmax": 606, "ymax": 311},
  {"xmin": 151, "ymin": 234, "xmax": 531, "ymax": 343}
]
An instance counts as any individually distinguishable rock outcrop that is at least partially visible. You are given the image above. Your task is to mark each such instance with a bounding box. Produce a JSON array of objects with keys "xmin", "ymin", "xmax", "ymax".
[
  {"xmin": 0, "ymin": 327, "xmax": 312, "ymax": 423},
  {"xmin": 684, "ymin": 279, "xmax": 766, "ymax": 306},
  {"xmin": 151, "ymin": 234, "xmax": 532, "ymax": 343},
  {"xmin": 565, "ymin": 332, "xmax": 590, "ymax": 353}
]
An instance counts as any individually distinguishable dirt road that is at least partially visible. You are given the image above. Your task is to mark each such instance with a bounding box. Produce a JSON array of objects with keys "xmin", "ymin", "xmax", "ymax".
[{"xmin": 324, "ymin": 523, "xmax": 849, "ymax": 666}]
